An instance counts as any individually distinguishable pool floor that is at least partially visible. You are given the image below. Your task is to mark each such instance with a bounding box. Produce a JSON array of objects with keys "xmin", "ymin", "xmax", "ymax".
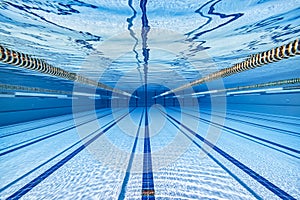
[{"xmin": 0, "ymin": 107, "xmax": 299, "ymax": 199}]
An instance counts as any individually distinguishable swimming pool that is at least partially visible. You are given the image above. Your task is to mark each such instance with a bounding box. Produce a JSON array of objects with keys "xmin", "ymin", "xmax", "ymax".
[{"xmin": 0, "ymin": 0, "xmax": 299, "ymax": 199}]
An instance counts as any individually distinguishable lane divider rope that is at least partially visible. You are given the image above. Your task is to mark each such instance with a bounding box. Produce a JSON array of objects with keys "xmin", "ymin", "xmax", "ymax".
[
  {"xmin": 193, "ymin": 78, "xmax": 300, "ymax": 96},
  {"xmin": 0, "ymin": 44, "xmax": 133, "ymax": 97},
  {"xmin": 158, "ymin": 38, "xmax": 300, "ymax": 97},
  {"xmin": 0, "ymin": 83, "xmax": 72, "ymax": 95}
]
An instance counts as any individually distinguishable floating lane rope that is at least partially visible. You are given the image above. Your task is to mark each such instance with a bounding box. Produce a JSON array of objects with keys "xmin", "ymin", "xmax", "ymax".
[
  {"xmin": 226, "ymin": 78, "xmax": 300, "ymax": 91},
  {"xmin": 0, "ymin": 45, "xmax": 134, "ymax": 97},
  {"xmin": 156, "ymin": 38, "xmax": 300, "ymax": 97},
  {"xmin": 190, "ymin": 78, "xmax": 300, "ymax": 96},
  {"xmin": 0, "ymin": 83, "xmax": 72, "ymax": 95}
]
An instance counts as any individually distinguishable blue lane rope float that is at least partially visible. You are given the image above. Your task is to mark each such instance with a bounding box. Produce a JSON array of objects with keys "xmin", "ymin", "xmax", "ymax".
[
  {"xmin": 157, "ymin": 38, "xmax": 300, "ymax": 97},
  {"xmin": 0, "ymin": 45, "xmax": 134, "ymax": 97}
]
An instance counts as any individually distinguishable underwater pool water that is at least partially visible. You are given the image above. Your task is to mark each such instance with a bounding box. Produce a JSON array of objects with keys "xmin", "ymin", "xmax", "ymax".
[{"xmin": 0, "ymin": 0, "xmax": 300, "ymax": 199}]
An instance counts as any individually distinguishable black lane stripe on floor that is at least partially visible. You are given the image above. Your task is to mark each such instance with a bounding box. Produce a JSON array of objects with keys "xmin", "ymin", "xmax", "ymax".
[
  {"xmin": 0, "ymin": 109, "xmax": 122, "ymax": 152},
  {"xmin": 170, "ymin": 110, "xmax": 300, "ymax": 160},
  {"xmin": 187, "ymin": 107, "xmax": 300, "ymax": 136},
  {"xmin": 224, "ymin": 108, "xmax": 300, "ymax": 121},
  {"xmin": 141, "ymin": 108, "xmax": 155, "ymax": 199},
  {"xmin": 201, "ymin": 110, "xmax": 299, "ymax": 137},
  {"xmin": 0, "ymin": 108, "xmax": 112, "ymax": 138},
  {"xmin": 159, "ymin": 110, "xmax": 262, "ymax": 200},
  {"xmin": 172, "ymin": 108, "xmax": 300, "ymax": 159},
  {"xmin": 0, "ymin": 109, "xmax": 114, "ymax": 151},
  {"xmin": 6, "ymin": 108, "xmax": 135, "ymax": 200},
  {"xmin": 180, "ymin": 107, "xmax": 299, "ymax": 137},
  {"xmin": 171, "ymin": 108, "xmax": 300, "ymax": 160},
  {"xmin": 159, "ymin": 109, "xmax": 296, "ymax": 200},
  {"xmin": 0, "ymin": 109, "xmax": 121, "ymax": 156},
  {"xmin": 202, "ymin": 108, "xmax": 300, "ymax": 127},
  {"xmin": 0, "ymin": 109, "xmax": 124, "ymax": 193},
  {"xmin": 118, "ymin": 109, "xmax": 144, "ymax": 200},
  {"xmin": 171, "ymin": 108, "xmax": 300, "ymax": 155}
]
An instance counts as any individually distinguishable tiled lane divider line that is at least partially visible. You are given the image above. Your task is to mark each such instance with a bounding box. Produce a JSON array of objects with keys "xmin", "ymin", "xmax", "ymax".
[
  {"xmin": 118, "ymin": 109, "xmax": 144, "ymax": 200},
  {"xmin": 201, "ymin": 110, "xmax": 299, "ymax": 137},
  {"xmin": 178, "ymin": 108, "xmax": 300, "ymax": 126},
  {"xmin": 141, "ymin": 108, "xmax": 155, "ymax": 199},
  {"xmin": 0, "ymin": 108, "xmax": 112, "ymax": 138},
  {"xmin": 170, "ymin": 108, "xmax": 300, "ymax": 157},
  {"xmin": 158, "ymin": 109, "xmax": 296, "ymax": 200},
  {"xmin": 225, "ymin": 108, "xmax": 300, "ymax": 122},
  {"xmin": 6, "ymin": 108, "xmax": 136, "ymax": 199},
  {"xmin": 170, "ymin": 108, "xmax": 299, "ymax": 159},
  {"xmin": 179, "ymin": 107, "xmax": 299, "ymax": 137},
  {"xmin": 202, "ymin": 108, "xmax": 300, "ymax": 127},
  {"xmin": 157, "ymin": 109, "xmax": 262, "ymax": 199},
  {"xmin": 181, "ymin": 106, "xmax": 300, "ymax": 127},
  {"xmin": 0, "ymin": 109, "xmax": 123, "ymax": 156},
  {"xmin": 0, "ymin": 109, "xmax": 116, "ymax": 154},
  {"xmin": 0, "ymin": 109, "xmax": 126, "ymax": 193},
  {"xmin": 0, "ymin": 109, "xmax": 113, "ymax": 138},
  {"xmin": 0, "ymin": 109, "xmax": 121, "ymax": 152}
]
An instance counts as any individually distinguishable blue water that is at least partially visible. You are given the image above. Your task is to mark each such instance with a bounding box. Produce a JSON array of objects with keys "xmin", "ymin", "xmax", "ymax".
[{"xmin": 0, "ymin": 0, "xmax": 300, "ymax": 199}]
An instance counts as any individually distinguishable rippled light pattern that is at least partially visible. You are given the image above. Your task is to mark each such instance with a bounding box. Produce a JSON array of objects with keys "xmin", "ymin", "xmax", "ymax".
[{"xmin": 0, "ymin": 0, "xmax": 299, "ymax": 199}]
